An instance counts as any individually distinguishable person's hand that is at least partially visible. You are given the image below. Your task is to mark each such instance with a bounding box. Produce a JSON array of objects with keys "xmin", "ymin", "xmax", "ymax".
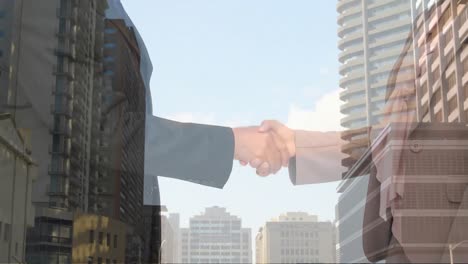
[
  {"xmin": 232, "ymin": 126, "xmax": 288, "ymax": 176},
  {"xmin": 248, "ymin": 120, "xmax": 296, "ymax": 175},
  {"xmin": 259, "ymin": 120, "xmax": 295, "ymax": 156}
]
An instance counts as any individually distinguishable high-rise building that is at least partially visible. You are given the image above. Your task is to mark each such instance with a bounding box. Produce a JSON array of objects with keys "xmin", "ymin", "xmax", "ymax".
[
  {"xmin": 336, "ymin": 0, "xmax": 415, "ymax": 262},
  {"xmin": 3, "ymin": 0, "xmax": 109, "ymax": 262},
  {"xmin": 180, "ymin": 207, "xmax": 252, "ymax": 264},
  {"xmin": 255, "ymin": 212, "xmax": 336, "ymax": 264},
  {"xmin": 0, "ymin": 0, "xmax": 150, "ymax": 262},
  {"xmin": 94, "ymin": 18, "xmax": 146, "ymax": 229},
  {"xmin": 336, "ymin": 0, "xmax": 468, "ymax": 262},
  {"xmin": 411, "ymin": 0, "xmax": 468, "ymax": 123}
]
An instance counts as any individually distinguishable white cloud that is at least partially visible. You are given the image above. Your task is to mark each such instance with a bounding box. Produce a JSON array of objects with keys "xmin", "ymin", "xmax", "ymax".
[{"xmin": 287, "ymin": 89, "xmax": 344, "ymax": 132}]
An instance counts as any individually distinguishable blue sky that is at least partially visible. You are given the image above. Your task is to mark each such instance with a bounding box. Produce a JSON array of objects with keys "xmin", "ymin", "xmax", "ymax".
[{"xmin": 121, "ymin": 0, "xmax": 342, "ymax": 229}]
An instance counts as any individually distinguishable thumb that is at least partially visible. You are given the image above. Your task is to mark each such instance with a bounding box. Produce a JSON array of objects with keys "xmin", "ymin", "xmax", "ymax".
[{"xmin": 258, "ymin": 120, "xmax": 273, "ymax": 132}]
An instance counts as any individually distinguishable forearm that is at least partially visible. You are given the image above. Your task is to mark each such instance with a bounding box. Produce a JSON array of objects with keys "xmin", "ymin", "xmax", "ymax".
[
  {"xmin": 288, "ymin": 130, "xmax": 346, "ymax": 185},
  {"xmin": 145, "ymin": 116, "xmax": 235, "ymax": 188}
]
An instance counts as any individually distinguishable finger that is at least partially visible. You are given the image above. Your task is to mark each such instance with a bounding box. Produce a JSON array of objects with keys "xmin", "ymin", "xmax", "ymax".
[
  {"xmin": 256, "ymin": 162, "xmax": 271, "ymax": 177},
  {"xmin": 259, "ymin": 120, "xmax": 280, "ymax": 133},
  {"xmin": 239, "ymin": 160, "xmax": 248, "ymax": 166},
  {"xmin": 249, "ymin": 158, "xmax": 263, "ymax": 168},
  {"xmin": 266, "ymin": 140, "xmax": 282, "ymax": 174},
  {"xmin": 271, "ymin": 131, "xmax": 290, "ymax": 167}
]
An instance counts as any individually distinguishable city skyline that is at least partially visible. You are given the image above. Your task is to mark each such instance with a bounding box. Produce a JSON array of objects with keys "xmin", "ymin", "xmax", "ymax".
[
  {"xmin": 161, "ymin": 206, "xmax": 336, "ymax": 264},
  {"xmin": 1, "ymin": 0, "xmax": 467, "ymax": 263}
]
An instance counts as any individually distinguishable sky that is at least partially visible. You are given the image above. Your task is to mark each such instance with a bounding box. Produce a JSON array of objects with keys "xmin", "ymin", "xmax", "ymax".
[{"xmin": 120, "ymin": 0, "xmax": 343, "ymax": 230}]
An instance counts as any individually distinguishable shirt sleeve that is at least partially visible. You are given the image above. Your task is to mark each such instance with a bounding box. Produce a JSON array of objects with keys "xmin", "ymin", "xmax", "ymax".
[
  {"xmin": 288, "ymin": 130, "xmax": 347, "ymax": 185},
  {"xmin": 144, "ymin": 115, "xmax": 235, "ymax": 189}
]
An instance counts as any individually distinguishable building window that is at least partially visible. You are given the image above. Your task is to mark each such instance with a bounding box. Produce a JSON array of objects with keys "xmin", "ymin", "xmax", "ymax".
[
  {"xmin": 105, "ymin": 259, "xmax": 110, "ymax": 264},
  {"xmin": 97, "ymin": 257, "xmax": 102, "ymax": 264},
  {"xmin": 432, "ymin": 66, "xmax": 440, "ymax": 81},
  {"xmin": 104, "ymin": 28, "xmax": 117, "ymax": 34},
  {"xmin": 106, "ymin": 233, "xmax": 111, "ymax": 247},
  {"xmin": 448, "ymin": 96, "xmax": 458, "ymax": 115},
  {"xmin": 98, "ymin": 232, "xmax": 103, "ymax": 245},
  {"xmin": 435, "ymin": 110, "xmax": 443, "ymax": 122},
  {"xmin": 89, "ymin": 230, "xmax": 94, "ymax": 243},
  {"xmin": 113, "ymin": 234, "xmax": 118, "ymax": 248},
  {"xmin": 104, "ymin": 43, "xmax": 116, "ymax": 49},
  {"xmin": 447, "ymin": 73, "xmax": 456, "ymax": 89}
]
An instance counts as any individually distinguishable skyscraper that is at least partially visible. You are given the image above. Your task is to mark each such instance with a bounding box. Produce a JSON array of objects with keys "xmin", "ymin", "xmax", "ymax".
[
  {"xmin": 180, "ymin": 207, "xmax": 252, "ymax": 264},
  {"xmin": 94, "ymin": 18, "xmax": 146, "ymax": 229},
  {"xmin": 336, "ymin": 0, "xmax": 415, "ymax": 262},
  {"xmin": 336, "ymin": 0, "xmax": 468, "ymax": 262},
  {"xmin": 255, "ymin": 212, "xmax": 336, "ymax": 264}
]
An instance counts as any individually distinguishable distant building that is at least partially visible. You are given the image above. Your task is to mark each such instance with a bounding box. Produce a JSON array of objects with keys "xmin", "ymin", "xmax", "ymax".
[
  {"xmin": 180, "ymin": 207, "xmax": 252, "ymax": 264},
  {"xmin": 255, "ymin": 212, "xmax": 336, "ymax": 264},
  {"xmin": 161, "ymin": 213, "xmax": 181, "ymax": 264},
  {"xmin": 0, "ymin": 117, "xmax": 36, "ymax": 263}
]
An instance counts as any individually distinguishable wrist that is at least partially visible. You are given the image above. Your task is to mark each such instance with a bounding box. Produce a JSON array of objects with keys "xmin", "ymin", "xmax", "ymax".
[
  {"xmin": 288, "ymin": 131, "xmax": 296, "ymax": 158},
  {"xmin": 232, "ymin": 127, "xmax": 242, "ymax": 160}
]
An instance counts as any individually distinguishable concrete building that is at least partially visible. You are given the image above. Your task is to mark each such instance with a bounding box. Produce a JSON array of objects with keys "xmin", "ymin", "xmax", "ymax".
[
  {"xmin": 161, "ymin": 213, "xmax": 181, "ymax": 264},
  {"xmin": 4, "ymin": 0, "xmax": 110, "ymax": 262},
  {"xmin": 412, "ymin": 0, "xmax": 468, "ymax": 123},
  {"xmin": 26, "ymin": 207, "xmax": 74, "ymax": 264},
  {"xmin": 71, "ymin": 213, "xmax": 127, "ymax": 264},
  {"xmin": 336, "ymin": 0, "xmax": 415, "ymax": 262},
  {"xmin": 255, "ymin": 212, "xmax": 336, "ymax": 264},
  {"xmin": 180, "ymin": 207, "xmax": 252, "ymax": 264},
  {"xmin": 0, "ymin": 116, "xmax": 36, "ymax": 263},
  {"xmin": 0, "ymin": 1, "xmax": 148, "ymax": 263}
]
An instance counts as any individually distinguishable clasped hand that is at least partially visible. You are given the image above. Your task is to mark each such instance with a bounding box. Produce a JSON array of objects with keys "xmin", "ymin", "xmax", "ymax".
[{"xmin": 233, "ymin": 120, "xmax": 295, "ymax": 176}]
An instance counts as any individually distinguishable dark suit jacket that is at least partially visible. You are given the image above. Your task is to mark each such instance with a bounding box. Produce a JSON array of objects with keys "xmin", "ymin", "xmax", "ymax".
[{"xmin": 362, "ymin": 124, "xmax": 468, "ymax": 263}]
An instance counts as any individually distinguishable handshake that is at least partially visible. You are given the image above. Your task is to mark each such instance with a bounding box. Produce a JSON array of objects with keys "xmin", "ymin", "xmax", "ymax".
[{"xmin": 233, "ymin": 120, "xmax": 295, "ymax": 176}]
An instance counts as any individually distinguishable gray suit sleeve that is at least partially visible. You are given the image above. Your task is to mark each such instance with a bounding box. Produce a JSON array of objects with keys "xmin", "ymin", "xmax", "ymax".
[{"xmin": 144, "ymin": 115, "xmax": 235, "ymax": 189}]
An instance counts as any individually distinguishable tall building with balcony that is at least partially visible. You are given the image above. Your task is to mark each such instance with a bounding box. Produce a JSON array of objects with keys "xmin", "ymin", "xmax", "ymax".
[
  {"xmin": 180, "ymin": 207, "xmax": 252, "ymax": 264},
  {"xmin": 255, "ymin": 212, "xmax": 336, "ymax": 264},
  {"xmin": 0, "ymin": 0, "xmax": 149, "ymax": 263},
  {"xmin": 336, "ymin": 0, "xmax": 415, "ymax": 262},
  {"xmin": 3, "ymin": 0, "xmax": 109, "ymax": 262}
]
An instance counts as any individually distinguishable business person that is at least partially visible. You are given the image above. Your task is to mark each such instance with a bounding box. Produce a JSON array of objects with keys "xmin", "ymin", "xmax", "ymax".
[
  {"xmin": 101, "ymin": 0, "xmax": 292, "ymax": 207},
  {"xmin": 246, "ymin": 1, "xmax": 468, "ymax": 263},
  {"xmin": 10, "ymin": 1, "xmax": 293, "ymax": 262}
]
